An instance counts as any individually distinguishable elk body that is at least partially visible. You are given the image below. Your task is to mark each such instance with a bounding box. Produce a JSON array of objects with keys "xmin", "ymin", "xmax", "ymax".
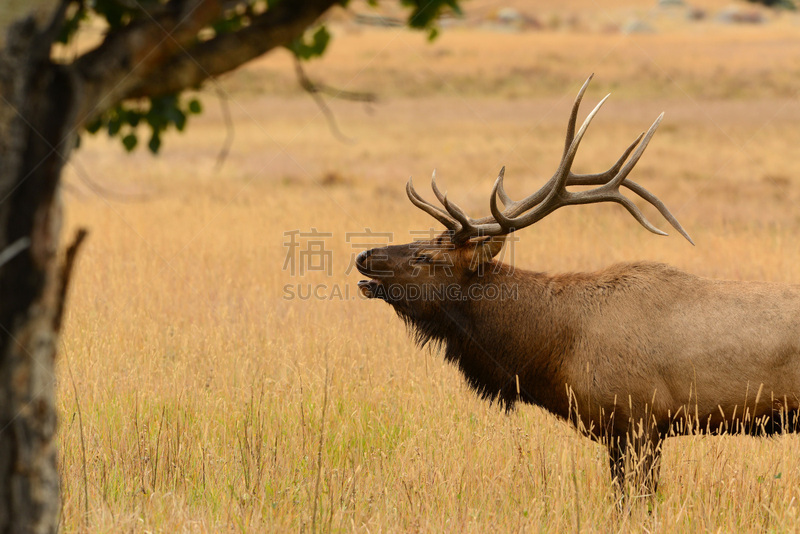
[{"xmin": 355, "ymin": 76, "xmax": 800, "ymax": 495}]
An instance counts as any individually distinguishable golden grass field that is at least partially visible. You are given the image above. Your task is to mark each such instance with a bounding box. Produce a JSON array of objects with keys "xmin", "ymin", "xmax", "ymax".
[{"xmin": 57, "ymin": 2, "xmax": 800, "ymax": 531}]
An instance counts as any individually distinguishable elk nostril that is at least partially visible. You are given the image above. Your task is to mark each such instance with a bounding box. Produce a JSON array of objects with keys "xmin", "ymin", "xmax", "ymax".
[{"xmin": 357, "ymin": 249, "xmax": 372, "ymax": 265}]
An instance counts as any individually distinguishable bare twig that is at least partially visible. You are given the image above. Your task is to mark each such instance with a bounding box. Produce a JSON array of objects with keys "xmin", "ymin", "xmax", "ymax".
[
  {"xmin": 134, "ymin": 395, "xmax": 145, "ymax": 493},
  {"xmin": 54, "ymin": 228, "xmax": 88, "ymax": 333},
  {"xmin": 152, "ymin": 405, "xmax": 167, "ymax": 490},
  {"xmin": 69, "ymin": 159, "xmax": 153, "ymax": 202},
  {"xmin": 0, "ymin": 238, "xmax": 30, "ymax": 268},
  {"xmin": 571, "ymin": 453, "xmax": 581, "ymax": 532},
  {"xmin": 294, "ymin": 58, "xmax": 377, "ymax": 103},
  {"xmin": 214, "ymin": 86, "xmax": 235, "ymax": 171},
  {"xmin": 62, "ymin": 340, "xmax": 90, "ymax": 527},
  {"xmin": 311, "ymin": 356, "xmax": 330, "ymax": 532},
  {"xmin": 294, "ymin": 58, "xmax": 376, "ymax": 144},
  {"xmin": 39, "ymin": 0, "xmax": 73, "ymax": 50}
]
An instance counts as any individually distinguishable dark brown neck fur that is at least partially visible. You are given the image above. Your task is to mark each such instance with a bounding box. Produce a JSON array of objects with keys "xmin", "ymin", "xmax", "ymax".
[{"xmin": 395, "ymin": 262, "xmax": 578, "ymax": 412}]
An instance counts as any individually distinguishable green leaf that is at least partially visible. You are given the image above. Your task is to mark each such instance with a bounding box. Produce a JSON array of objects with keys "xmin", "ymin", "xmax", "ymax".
[
  {"xmin": 288, "ymin": 25, "xmax": 331, "ymax": 60},
  {"xmin": 86, "ymin": 118, "xmax": 103, "ymax": 134},
  {"xmin": 83, "ymin": 93, "xmax": 203, "ymax": 153},
  {"xmin": 403, "ymin": 0, "xmax": 462, "ymax": 31},
  {"xmin": 148, "ymin": 132, "xmax": 162, "ymax": 154},
  {"xmin": 446, "ymin": 0, "xmax": 463, "ymax": 16},
  {"xmin": 174, "ymin": 110, "xmax": 187, "ymax": 131},
  {"xmin": 310, "ymin": 26, "xmax": 331, "ymax": 56},
  {"xmin": 122, "ymin": 134, "xmax": 138, "ymax": 152},
  {"xmin": 92, "ymin": 0, "xmax": 163, "ymax": 29},
  {"xmin": 107, "ymin": 115, "xmax": 121, "ymax": 136},
  {"xmin": 188, "ymin": 99, "xmax": 202, "ymax": 114},
  {"xmin": 127, "ymin": 111, "xmax": 141, "ymax": 128},
  {"xmin": 57, "ymin": 6, "xmax": 87, "ymax": 44},
  {"xmin": 94, "ymin": 0, "xmax": 128, "ymax": 29},
  {"xmin": 212, "ymin": 14, "xmax": 246, "ymax": 35},
  {"xmin": 163, "ymin": 104, "xmax": 184, "ymax": 128}
]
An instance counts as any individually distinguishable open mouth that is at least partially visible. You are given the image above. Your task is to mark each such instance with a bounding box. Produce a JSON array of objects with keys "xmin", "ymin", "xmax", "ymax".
[
  {"xmin": 356, "ymin": 252, "xmax": 387, "ymax": 300},
  {"xmin": 357, "ymin": 279, "xmax": 383, "ymax": 299}
]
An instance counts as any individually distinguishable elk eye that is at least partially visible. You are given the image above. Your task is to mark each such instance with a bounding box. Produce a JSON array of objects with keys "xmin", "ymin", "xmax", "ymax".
[{"xmin": 413, "ymin": 253, "xmax": 433, "ymax": 264}]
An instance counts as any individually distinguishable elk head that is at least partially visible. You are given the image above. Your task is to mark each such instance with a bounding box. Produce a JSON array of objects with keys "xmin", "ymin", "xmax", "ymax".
[{"xmin": 356, "ymin": 75, "xmax": 693, "ymax": 326}]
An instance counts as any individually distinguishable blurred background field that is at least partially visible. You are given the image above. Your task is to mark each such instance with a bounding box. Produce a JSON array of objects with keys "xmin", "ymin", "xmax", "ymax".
[{"xmin": 58, "ymin": 0, "xmax": 800, "ymax": 531}]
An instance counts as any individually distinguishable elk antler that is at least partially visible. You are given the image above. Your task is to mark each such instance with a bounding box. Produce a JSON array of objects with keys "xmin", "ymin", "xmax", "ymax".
[{"xmin": 406, "ymin": 75, "xmax": 694, "ymax": 245}]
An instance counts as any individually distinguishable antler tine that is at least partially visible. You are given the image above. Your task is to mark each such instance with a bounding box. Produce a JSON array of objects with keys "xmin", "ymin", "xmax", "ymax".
[
  {"xmin": 444, "ymin": 191, "xmax": 504, "ymax": 240},
  {"xmin": 626, "ymin": 181, "xmax": 693, "ymax": 244},
  {"xmin": 606, "ymin": 196, "xmax": 668, "ymax": 236},
  {"xmin": 490, "ymin": 166, "xmax": 528, "ymax": 231},
  {"xmin": 430, "ymin": 170, "xmax": 484, "ymax": 234},
  {"xmin": 442, "ymin": 193, "xmax": 472, "ymax": 228},
  {"xmin": 551, "ymin": 113, "xmax": 694, "ymax": 244},
  {"xmin": 605, "ymin": 113, "xmax": 663, "ymax": 190},
  {"xmin": 551, "ymin": 93, "xmax": 611, "ymax": 194},
  {"xmin": 568, "ymin": 132, "xmax": 643, "ymax": 184},
  {"xmin": 430, "ymin": 170, "xmax": 508, "ymax": 240},
  {"xmin": 490, "ymin": 172, "xmax": 511, "ymax": 229},
  {"xmin": 406, "ymin": 177, "xmax": 460, "ymax": 231},
  {"xmin": 494, "ymin": 75, "xmax": 599, "ymax": 217},
  {"xmin": 495, "ymin": 77, "xmax": 602, "ymax": 217},
  {"xmin": 570, "ymin": 113, "xmax": 694, "ymax": 242},
  {"xmin": 493, "ymin": 93, "xmax": 611, "ymax": 229},
  {"xmin": 623, "ymin": 180, "xmax": 694, "ymax": 244},
  {"xmin": 562, "ymin": 118, "xmax": 693, "ymax": 244},
  {"xmin": 430, "ymin": 170, "xmax": 447, "ymax": 205},
  {"xmin": 408, "ymin": 172, "xmax": 506, "ymax": 242},
  {"xmin": 568, "ymin": 170, "xmax": 695, "ymax": 245},
  {"xmin": 428, "ymin": 169, "xmax": 479, "ymax": 232},
  {"xmin": 563, "ymin": 74, "xmax": 594, "ymax": 160},
  {"xmin": 494, "ymin": 167, "xmax": 513, "ymax": 207}
]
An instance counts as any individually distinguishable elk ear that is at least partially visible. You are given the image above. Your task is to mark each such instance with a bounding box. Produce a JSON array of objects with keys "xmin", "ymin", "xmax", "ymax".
[{"xmin": 470, "ymin": 235, "xmax": 507, "ymax": 265}]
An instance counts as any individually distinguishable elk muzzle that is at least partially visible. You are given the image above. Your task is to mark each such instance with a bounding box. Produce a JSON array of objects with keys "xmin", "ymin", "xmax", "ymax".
[{"xmin": 356, "ymin": 248, "xmax": 385, "ymax": 299}]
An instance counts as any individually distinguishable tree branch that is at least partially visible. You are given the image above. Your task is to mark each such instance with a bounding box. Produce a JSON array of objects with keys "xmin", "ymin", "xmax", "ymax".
[
  {"xmin": 53, "ymin": 227, "xmax": 87, "ymax": 333},
  {"xmin": 124, "ymin": 0, "xmax": 341, "ymax": 100},
  {"xmin": 294, "ymin": 58, "xmax": 376, "ymax": 144},
  {"xmin": 72, "ymin": 0, "xmax": 225, "ymax": 125},
  {"xmin": 213, "ymin": 85, "xmax": 234, "ymax": 170},
  {"xmin": 0, "ymin": 0, "xmax": 62, "ymax": 45},
  {"xmin": 293, "ymin": 57, "xmax": 376, "ymax": 103}
]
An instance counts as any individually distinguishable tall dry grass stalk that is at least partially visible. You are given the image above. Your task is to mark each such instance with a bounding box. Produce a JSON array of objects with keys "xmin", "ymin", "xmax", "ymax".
[{"xmin": 56, "ymin": 16, "xmax": 800, "ymax": 532}]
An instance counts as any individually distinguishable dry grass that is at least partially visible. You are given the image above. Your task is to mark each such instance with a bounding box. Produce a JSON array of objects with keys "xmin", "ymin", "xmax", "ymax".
[{"xmin": 57, "ymin": 8, "xmax": 800, "ymax": 533}]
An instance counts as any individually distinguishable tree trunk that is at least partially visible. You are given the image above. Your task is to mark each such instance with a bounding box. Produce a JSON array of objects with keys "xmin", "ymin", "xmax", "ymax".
[{"xmin": 0, "ymin": 7, "xmax": 77, "ymax": 532}]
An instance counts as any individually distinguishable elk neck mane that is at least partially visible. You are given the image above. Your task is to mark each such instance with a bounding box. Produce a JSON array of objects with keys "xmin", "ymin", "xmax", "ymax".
[{"xmin": 392, "ymin": 260, "xmax": 689, "ymax": 410}]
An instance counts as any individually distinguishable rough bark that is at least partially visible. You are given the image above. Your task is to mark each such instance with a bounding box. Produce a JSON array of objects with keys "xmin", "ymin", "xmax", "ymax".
[
  {"xmin": 0, "ymin": 1, "xmax": 343, "ymax": 530},
  {"xmin": 73, "ymin": 0, "xmax": 340, "ymax": 124},
  {"xmin": 125, "ymin": 0, "xmax": 341, "ymax": 100},
  {"xmin": 0, "ymin": 4, "xmax": 80, "ymax": 531},
  {"xmin": 0, "ymin": 2, "xmax": 59, "ymax": 46}
]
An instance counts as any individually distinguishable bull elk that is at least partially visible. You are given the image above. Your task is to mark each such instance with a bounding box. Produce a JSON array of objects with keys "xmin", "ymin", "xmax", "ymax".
[{"xmin": 355, "ymin": 76, "xmax": 800, "ymax": 495}]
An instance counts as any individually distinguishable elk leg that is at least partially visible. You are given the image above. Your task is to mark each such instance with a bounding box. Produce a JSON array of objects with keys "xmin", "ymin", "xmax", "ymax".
[
  {"xmin": 638, "ymin": 438, "xmax": 662, "ymax": 496},
  {"xmin": 607, "ymin": 435, "xmax": 627, "ymax": 494},
  {"xmin": 607, "ymin": 432, "xmax": 662, "ymax": 499},
  {"xmin": 630, "ymin": 430, "xmax": 662, "ymax": 498}
]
